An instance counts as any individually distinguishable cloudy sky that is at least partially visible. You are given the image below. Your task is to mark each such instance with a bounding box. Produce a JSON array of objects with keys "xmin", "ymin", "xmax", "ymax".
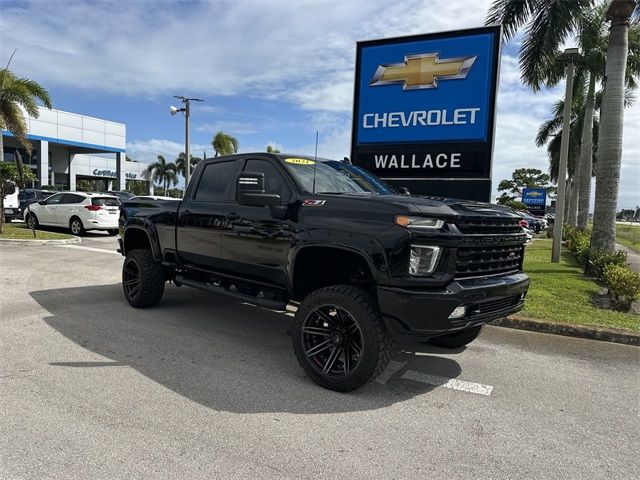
[{"xmin": 1, "ymin": 0, "xmax": 638, "ymax": 207}]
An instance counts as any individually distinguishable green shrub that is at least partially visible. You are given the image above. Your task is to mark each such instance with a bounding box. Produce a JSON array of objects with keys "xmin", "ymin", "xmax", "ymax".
[
  {"xmin": 563, "ymin": 225, "xmax": 592, "ymax": 265},
  {"xmin": 588, "ymin": 249, "xmax": 628, "ymax": 279},
  {"xmin": 602, "ymin": 264, "xmax": 640, "ymax": 311}
]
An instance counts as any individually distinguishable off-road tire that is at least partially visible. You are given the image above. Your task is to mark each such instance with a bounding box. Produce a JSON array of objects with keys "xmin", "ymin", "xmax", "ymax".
[
  {"xmin": 292, "ymin": 285, "xmax": 392, "ymax": 392},
  {"xmin": 69, "ymin": 217, "xmax": 86, "ymax": 236},
  {"xmin": 26, "ymin": 213, "xmax": 39, "ymax": 230},
  {"xmin": 429, "ymin": 325, "xmax": 483, "ymax": 349},
  {"xmin": 107, "ymin": 229, "xmax": 118, "ymax": 236},
  {"xmin": 122, "ymin": 249, "xmax": 165, "ymax": 308}
]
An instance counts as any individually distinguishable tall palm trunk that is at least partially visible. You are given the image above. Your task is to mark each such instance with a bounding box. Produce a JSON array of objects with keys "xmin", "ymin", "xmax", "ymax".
[
  {"xmin": 563, "ymin": 178, "xmax": 571, "ymax": 221},
  {"xmin": 577, "ymin": 73, "xmax": 596, "ymax": 230},
  {"xmin": 568, "ymin": 175, "xmax": 579, "ymax": 226},
  {"xmin": 591, "ymin": 4, "xmax": 632, "ymax": 252}
]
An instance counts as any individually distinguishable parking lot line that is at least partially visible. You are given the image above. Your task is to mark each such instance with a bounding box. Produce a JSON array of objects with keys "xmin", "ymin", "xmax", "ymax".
[
  {"xmin": 401, "ymin": 370, "xmax": 494, "ymax": 396},
  {"xmin": 54, "ymin": 245, "xmax": 121, "ymax": 255}
]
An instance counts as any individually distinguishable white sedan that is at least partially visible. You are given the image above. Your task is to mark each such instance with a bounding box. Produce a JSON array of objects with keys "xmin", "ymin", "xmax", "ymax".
[{"xmin": 25, "ymin": 192, "xmax": 120, "ymax": 236}]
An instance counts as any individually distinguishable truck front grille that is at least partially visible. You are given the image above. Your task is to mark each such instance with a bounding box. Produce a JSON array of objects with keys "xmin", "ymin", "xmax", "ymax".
[
  {"xmin": 455, "ymin": 217, "xmax": 522, "ymax": 235},
  {"xmin": 455, "ymin": 245, "xmax": 524, "ymax": 278},
  {"xmin": 468, "ymin": 295, "xmax": 523, "ymax": 316}
]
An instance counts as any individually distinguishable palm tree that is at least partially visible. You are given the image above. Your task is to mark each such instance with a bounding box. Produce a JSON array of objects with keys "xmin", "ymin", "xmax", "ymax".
[
  {"xmin": 591, "ymin": 0, "xmax": 637, "ymax": 251},
  {"xmin": 145, "ymin": 155, "xmax": 178, "ymax": 195},
  {"xmin": 212, "ymin": 131, "xmax": 239, "ymax": 157},
  {"xmin": 487, "ymin": 0, "xmax": 639, "ymax": 248},
  {"xmin": 175, "ymin": 152, "xmax": 201, "ymax": 177},
  {"xmin": 266, "ymin": 144, "xmax": 280, "ymax": 153},
  {"xmin": 0, "ymin": 67, "xmax": 52, "ymax": 159}
]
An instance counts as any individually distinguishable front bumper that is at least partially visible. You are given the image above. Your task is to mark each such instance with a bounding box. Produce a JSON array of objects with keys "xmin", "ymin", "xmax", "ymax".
[
  {"xmin": 3, "ymin": 208, "xmax": 22, "ymax": 220},
  {"xmin": 377, "ymin": 273, "xmax": 530, "ymax": 342}
]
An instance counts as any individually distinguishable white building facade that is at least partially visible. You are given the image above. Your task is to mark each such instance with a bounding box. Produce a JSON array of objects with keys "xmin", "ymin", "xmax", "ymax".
[{"xmin": 2, "ymin": 107, "xmax": 151, "ymax": 192}]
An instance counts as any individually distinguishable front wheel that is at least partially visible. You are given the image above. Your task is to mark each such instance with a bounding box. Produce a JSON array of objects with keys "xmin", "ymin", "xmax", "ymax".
[
  {"xmin": 26, "ymin": 213, "xmax": 39, "ymax": 230},
  {"xmin": 292, "ymin": 285, "xmax": 392, "ymax": 392},
  {"xmin": 428, "ymin": 325, "xmax": 483, "ymax": 349},
  {"xmin": 122, "ymin": 249, "xmax": 165, "ymax": 307}
]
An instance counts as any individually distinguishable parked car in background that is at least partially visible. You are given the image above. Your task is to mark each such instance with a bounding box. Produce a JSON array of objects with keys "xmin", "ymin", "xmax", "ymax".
[
  {"xmin": 519, "ymin": 212, "xmax": 546, "ymax": 233},
  {"xmin": 25, "ymin": 192, "xmax": 120, "ymax": 236},
  {"xmin": 2, "ymin": 183, "xmax": 21, "ymax": 222},
  {"xmin": 129, "ymin": 195, "xmax": 180, "ymax": 201},
  {"xmin": 545, "ymin": 213, "xmax": 555, "ymax": 226},
  {"xmin": 18, "ymin": 189, "xmax": 55, "ymax": 213},
  {"xmin": 99, "ymin": 190, "xmax": 135, "ymax": 203}
]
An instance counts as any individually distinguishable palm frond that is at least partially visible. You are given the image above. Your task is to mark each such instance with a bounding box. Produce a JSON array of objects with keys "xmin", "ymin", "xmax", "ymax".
[{"xmin": 485, "ymin": 0, "xmax": 538, "ymax": 41}]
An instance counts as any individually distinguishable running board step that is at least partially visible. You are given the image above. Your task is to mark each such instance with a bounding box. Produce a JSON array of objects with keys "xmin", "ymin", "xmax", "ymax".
[{"xmin": 174, "ymin": 274, "xmax": 287, "ymax": 311}]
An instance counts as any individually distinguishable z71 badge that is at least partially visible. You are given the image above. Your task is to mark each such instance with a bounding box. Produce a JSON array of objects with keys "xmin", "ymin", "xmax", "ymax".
[{"xmin": 303, "ymin": 199, "xmax": 326, "ymax": 207}]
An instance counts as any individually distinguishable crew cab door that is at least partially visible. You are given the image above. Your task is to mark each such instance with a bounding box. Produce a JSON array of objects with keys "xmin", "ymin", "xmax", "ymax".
[
  {"xmin": 176, "ymin": 158, "xmax": 240, "ymax": 269},
  {"xmin": 221, "ymin": 158, "xmax": 293, "ymax": 288}
]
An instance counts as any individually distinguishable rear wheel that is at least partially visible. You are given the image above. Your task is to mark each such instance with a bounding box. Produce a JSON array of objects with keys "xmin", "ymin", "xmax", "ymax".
[
  {"xmin": 428, "ymin": 325, "xmax": 483, "ymax": 349},
  {"xmin": 26, "ymin": 213, "xmax": 39, "ymax": 230},
  {"xmin": 122, "ymin": 249, "xmax": 165, "ymax": 307},
  {"xmin": 69, "ymin": 217, "xmax": 86, "ymax": 236},
  {"xmin": 292, "ymin": 285, "xmax": 392, "ymax": 392}
]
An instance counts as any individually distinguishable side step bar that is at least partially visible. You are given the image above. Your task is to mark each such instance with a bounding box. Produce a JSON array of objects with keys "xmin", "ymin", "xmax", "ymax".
[{"xmin": 174, "ymin": 274, "xmax": 288, "ymax": 311}]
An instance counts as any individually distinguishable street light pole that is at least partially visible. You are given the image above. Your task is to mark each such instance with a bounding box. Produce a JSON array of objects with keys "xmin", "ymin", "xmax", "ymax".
[
  {"xmin": 184, "ymin": 100, "xmax": 190, "ymax": 186},
  {"xmin": 552, "ymin": 48, "xmax": 579, "ymax": 263},
  {"xmin": 170, "ymin": 96, "xmax": 203, "ymax": 190}
]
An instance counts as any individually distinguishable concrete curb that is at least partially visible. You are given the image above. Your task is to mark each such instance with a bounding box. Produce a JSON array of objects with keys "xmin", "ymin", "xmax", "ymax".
[
  {"xmin": 0, "ymin": 236, "xmax": 81, "ymax": 246},
  {"xmin": 491, "ymin": 315, "xmax": 639, "ymax": 346}
]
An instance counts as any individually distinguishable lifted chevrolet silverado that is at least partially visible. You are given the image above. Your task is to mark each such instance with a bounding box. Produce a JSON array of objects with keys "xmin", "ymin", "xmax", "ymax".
[{"xmin": 119, "ymin": 153, "xmax": 529, "ymax": 391}]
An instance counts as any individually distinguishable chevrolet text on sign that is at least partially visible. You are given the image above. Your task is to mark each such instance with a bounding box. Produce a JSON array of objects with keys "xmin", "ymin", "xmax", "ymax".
[{"xmin": 351, "ymin": 26, "xmax": 501, "ymax": 201}]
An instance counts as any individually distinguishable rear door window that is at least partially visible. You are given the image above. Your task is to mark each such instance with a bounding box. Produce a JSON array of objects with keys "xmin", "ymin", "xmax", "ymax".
[
  {"xmin": 61, "ymin": 194, "xmax": 85, "ymax": 204},
  {"xmin": 92, "ymin": 197, "xmax": 120, "ymax": 207},
  {"xmin": 194, "ymin": 160, "xmax": 237, "ymax": 201}
]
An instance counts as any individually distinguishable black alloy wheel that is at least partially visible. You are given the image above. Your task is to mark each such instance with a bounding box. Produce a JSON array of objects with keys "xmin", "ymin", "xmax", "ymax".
[
  {"xmin": 123, "ymin": 258, "xmax": 141, "ymax": 299},
  {"xmin": 302, "ymin": 305, "xmax": 363, "ymax": 376},
  {"xmin": 292, "ymin": 285, "xmax": 392, "ymax": 391},
  {"xmin": 122, "ymin": 249, "xmax": 165, "ymax": 307}
]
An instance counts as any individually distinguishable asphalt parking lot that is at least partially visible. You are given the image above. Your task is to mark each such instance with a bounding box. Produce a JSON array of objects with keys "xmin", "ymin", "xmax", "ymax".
[{"xmin": 1, "ymin": 236, "xmax": 639, "ymax": 479}]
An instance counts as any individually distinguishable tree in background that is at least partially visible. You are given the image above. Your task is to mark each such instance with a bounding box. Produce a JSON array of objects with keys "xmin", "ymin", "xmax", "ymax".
[
  {"xmin": 266, "ymin": 144, "xmax": 280, "ymax": 153},
  {"xmin": 144, "ymin": 155, "xmax": 178, "ymax": 196},
  {"xmin": 212, "ymin": 131, "xmax": 239, "ymax": 157},
  {"xmin": 591, "ymin": 0, "xmax": 638, "ymax": 252},
  {"xmin": 0, "ymin": 67, "xmax": 52, "ymax": 159},
  {"xmin": 487, "ymin": 0, "xmax": 640, "ymax": 250},
  {"xmin": 497, "ymin": 168, "xmax": 555, "ymax": 206},
  {"xmin": 175, "ymin": 152, "xmax": 201, "ymax": 178},
  {"xmin": 0, "ymin": 162, "xmax": 35, "ymax": 234}
]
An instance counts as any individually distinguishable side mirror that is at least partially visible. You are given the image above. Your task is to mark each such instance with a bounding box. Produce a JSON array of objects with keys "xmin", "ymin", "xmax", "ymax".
[
  {"xmin": 399, "ymin": 187, "xmax": 410, "ymax": 195},
  {"xmin": 237, "ymin": 172, "xmax": 280, "ymax": 207},
  {"xmin": 38, "ymin": 200, "xmax": 46, "ymax": 205}
]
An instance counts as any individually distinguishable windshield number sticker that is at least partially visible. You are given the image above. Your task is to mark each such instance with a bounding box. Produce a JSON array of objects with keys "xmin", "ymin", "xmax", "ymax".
[
  {"xmin": 303, "ymin": 199, "xmax": 326, "ymax": 207},
  {"xmin": 286, "ymin": 158, "xmax": 315, "ymax": 165}
]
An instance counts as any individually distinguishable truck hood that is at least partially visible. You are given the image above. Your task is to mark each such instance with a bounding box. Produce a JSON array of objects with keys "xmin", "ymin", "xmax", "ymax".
[{"xmin": 323, "ymin": 193, "xmax": 520, "ymax": 218}]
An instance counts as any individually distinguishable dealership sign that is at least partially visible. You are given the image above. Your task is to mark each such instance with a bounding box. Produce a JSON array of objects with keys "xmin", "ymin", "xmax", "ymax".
[
  {"xmin": 351, "ymin": 26, "xmax": 501, "ymax": 201},
  {"xmin": 522, "ymin": 188, "xmax": 547, "ymax": 214}
]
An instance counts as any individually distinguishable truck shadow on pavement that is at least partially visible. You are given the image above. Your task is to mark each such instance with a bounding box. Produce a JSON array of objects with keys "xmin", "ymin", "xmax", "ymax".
[{"xmin": 31, "ymin": 283, "xmax": 463, "ymax": 414}]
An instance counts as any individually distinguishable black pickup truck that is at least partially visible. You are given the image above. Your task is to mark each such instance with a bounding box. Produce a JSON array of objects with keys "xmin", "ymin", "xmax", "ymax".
[{"xmin": 119, "ymin": 153, "xmax": 529, "ymax": 391}]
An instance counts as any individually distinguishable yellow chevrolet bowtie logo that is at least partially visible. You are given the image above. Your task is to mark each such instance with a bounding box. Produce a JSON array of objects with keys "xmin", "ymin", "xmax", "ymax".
[{"xmin": 370, "ymin": 53, "xmax": 477, "ymax": 90}]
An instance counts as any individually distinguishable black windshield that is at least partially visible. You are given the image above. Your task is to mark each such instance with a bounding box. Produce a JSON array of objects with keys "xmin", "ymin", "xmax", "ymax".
[{"xmin": 283, "ymin": 160, "xmax": 395, "ymax": 195}]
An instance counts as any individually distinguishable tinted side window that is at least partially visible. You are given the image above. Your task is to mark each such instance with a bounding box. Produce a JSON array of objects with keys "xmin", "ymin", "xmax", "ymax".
[
  {"xmin": 243, "ymin": 159, "xmax": 291, "ymax": 203},
  {"xmin": 46, "ymin": 194, "xmax": 64, "ymax": 205},
  {"xmin": 194, "ymin": 161, "xmax": 236, "ymax": 201},
  {"xmin": 61, "ymin": 194, "xmax": 85, "ymax": 204}
]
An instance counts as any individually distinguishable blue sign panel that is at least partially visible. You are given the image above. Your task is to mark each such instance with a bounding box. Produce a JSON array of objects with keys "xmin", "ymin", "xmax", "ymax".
[
  {"xmin": 351, "ymin": 26, "xmax": 501, "ymax": 202},
  {"xmin": 522, "ymin": 188, "xmax": 547, "ymax": 206},
  {"xmin": 356, "ymin": 33, "xmax": 496, "ymax": 145}
]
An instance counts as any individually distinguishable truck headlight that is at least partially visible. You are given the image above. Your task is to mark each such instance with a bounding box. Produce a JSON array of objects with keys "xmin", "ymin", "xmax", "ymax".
[
  {"xmin": 409, "ymin": 245, "xmax": 441, "ymax": 276},
  {"xmin": 396, "ymin": 215, "xmax": 444, "ymax": 230}
]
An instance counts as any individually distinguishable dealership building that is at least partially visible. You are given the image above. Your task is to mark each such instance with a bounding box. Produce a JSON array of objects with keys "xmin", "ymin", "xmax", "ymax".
[{"xmin": 1, "ymin": 106, "xmax": 152, "ymax": 192}]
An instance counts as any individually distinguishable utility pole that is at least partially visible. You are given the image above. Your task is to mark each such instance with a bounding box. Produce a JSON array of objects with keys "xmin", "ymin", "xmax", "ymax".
[
  {"xmin": 552, "ymin": 48, "xmax": 580, "ymax": 263},
  {"xmin": 170, "ymin": 96, "xmax": 203, "ymax": 189}
]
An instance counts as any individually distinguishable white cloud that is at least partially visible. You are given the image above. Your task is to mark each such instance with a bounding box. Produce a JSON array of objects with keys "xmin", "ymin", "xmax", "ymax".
[{"xmin": 127, "ymin": 139, "xmax": 211, "ymax": 163}]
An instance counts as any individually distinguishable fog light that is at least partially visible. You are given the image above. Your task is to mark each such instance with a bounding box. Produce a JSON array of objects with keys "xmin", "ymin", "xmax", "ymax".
[{"xmin": 448, "ymin": 306, "xmax": 467, "ymax": 319}]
